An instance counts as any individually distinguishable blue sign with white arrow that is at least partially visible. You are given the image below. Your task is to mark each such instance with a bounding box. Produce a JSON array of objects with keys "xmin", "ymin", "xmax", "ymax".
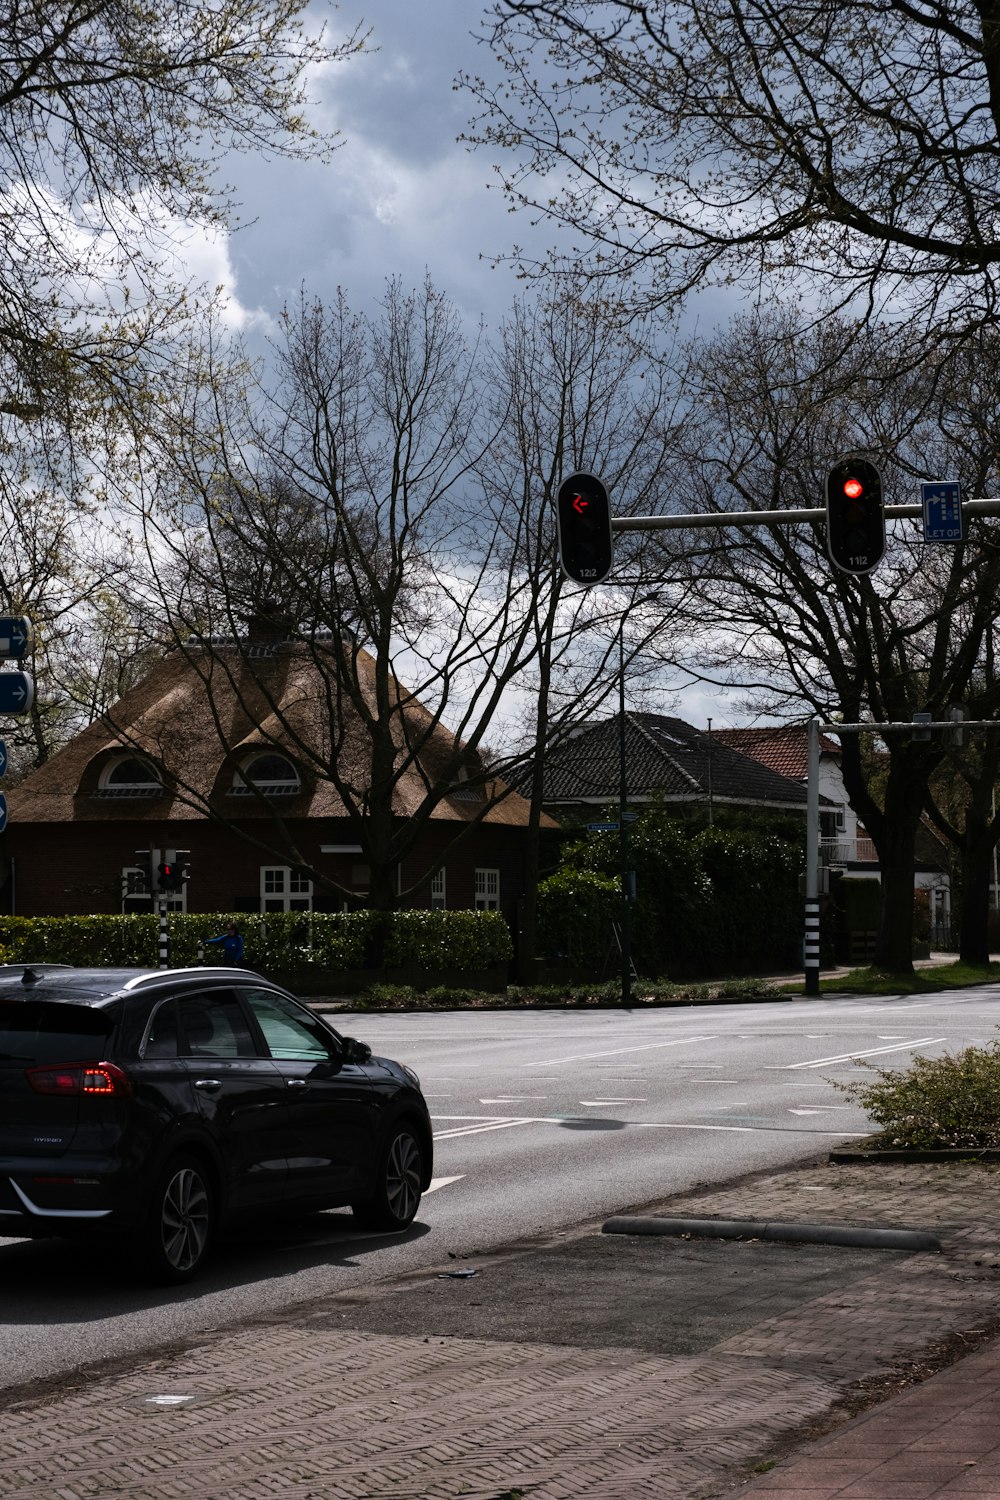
[
  {"xmin": 0, "ymin": 672, "xmax": 33, "ymax": 715},
  {"xmin": 0, "ymin": 616, "xmax": 30, "ymax": 659},
  {"xmin": 921, "ymin": 480, "xmax": 964, "ymax": 542},
  {"xmin": 0, "ymin": 740, "xmax": 7, "ymax": 779},
  {"xmin": 0, "ymin": 793, "xmax": 8, "ymax": 834}
]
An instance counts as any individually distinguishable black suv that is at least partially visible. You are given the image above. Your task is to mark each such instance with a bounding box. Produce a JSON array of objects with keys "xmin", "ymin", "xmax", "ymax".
[{"xmin": 0, "ymin": 965, "xmax": 433, "ymax": 1282}]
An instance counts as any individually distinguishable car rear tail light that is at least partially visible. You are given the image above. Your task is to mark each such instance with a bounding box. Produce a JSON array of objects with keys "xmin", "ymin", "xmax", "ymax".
[{"xmin": 27, "ymin": 1061, "xmax": 132, "ymax": 1097}]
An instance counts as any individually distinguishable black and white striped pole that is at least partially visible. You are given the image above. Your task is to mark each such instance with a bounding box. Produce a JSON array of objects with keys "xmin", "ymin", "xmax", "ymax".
[
  {"xmin": 804, "ymin": 717, "xmax": 822, "ymax": 996},
  {"xmin": 158, "ymin": 897, "xmax": 169, "ymax": 970}
]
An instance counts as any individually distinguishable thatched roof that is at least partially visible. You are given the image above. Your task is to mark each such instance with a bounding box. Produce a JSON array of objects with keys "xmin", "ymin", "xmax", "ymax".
[{"xmin": 9, "ymin": 641, "xmax": 546, "ymax": 829}]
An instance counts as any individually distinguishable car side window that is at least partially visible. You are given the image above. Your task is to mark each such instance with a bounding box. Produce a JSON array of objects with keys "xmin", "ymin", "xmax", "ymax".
[
  {"xmin": 177, "ymin": 992, "xmax": 259, "ymax": 1059},
  {"xmin": 143, "ymin": 999, "xmax": 180, "ymax": 1059},
  {"xmin": 242, "ymin": 988, "xmax": 340, "ymax": 1063}
]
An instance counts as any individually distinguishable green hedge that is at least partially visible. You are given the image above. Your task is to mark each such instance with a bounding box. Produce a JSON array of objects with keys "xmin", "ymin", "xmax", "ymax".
[
  {"xmin": 382, "ymin": 910, "xmax": 513, "ymax": 969},
  {"xmin": 0, "ymin": 909, "xmax": 512, "ymax": 974}
]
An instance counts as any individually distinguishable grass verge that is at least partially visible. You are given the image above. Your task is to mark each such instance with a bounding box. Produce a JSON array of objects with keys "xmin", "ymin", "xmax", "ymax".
[{"xmin": 811, "ymin": 961, "xmax": 1000, "ymax": 995}]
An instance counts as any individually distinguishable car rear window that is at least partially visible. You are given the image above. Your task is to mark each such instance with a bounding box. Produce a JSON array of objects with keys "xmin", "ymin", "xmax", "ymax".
[{"xmin": 0, "ymin": 1001, "xmax": 115, "ymax": 1064}]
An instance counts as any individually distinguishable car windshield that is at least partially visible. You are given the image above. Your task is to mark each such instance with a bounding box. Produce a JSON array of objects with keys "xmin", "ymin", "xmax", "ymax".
[{"xmin": 0, "ymin": 1001, "xmax": 114, "ymax": 1063}]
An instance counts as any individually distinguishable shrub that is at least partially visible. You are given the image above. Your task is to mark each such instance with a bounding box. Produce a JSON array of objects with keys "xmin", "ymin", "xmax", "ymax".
[
  {"xmin": 536, "ymin": 867, "xmax": 619, "ymax": 969},
  {"xmin": 542, "ymin": 812, "xmax": 802, "ymax": 979},
  {"xmin": 836, "ymin": 1037, "xmax": 1000, "ymax": 1149}
]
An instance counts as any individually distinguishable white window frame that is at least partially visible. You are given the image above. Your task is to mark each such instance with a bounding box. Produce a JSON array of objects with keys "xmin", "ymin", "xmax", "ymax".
[
  {"xmin": 430, "ymin": 867, "xmax": 446, "ymax": 910},
  {"xmin": 260, "ymin": 866, "xmax": 313, "ymax": 912},
  {"xmin": 474, "ymin": 867, "xmax": 500, "ymax": 912}
]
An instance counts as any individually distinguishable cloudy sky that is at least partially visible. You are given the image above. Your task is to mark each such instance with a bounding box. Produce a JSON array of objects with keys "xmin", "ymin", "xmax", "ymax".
[
  {"xmin": 204, "ymin": 0, "xmax": 746, "ymax": 727},
  {"xmin": 215, "ymin": 1, "xmax": 528, "ymax": 335}
]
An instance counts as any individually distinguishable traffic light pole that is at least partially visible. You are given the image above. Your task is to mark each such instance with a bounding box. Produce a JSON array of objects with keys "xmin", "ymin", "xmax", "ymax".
[{"xmin": 158, "ymin": 894, "xmax": 169, "ymax": 970}]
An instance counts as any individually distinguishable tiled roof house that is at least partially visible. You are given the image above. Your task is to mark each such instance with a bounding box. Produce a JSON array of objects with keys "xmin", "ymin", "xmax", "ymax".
[{"xmin": 526, "ymin": 712, "xmax": 811, "ymax": 815}]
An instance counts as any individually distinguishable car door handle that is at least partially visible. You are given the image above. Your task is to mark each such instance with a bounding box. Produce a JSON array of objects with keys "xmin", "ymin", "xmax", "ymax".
[
  {"xmin": 285, "ymin": 1078, "xmax": 309, "ymax": 1090},
  {"xmin": 194, "ymin": 1078, "xmax": 222, "ymax": 1093}
]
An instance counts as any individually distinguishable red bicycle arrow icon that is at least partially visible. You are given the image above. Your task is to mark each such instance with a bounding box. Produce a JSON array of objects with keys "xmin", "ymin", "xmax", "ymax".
[{"xmin": 572, "ymin": 494, "xmax": 589, "ymax": 514}]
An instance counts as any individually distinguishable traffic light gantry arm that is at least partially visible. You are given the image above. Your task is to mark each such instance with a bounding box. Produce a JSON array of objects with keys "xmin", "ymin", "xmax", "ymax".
[{"xmin": 610, "ymin": 498, "xmax": 1000, "ymax": 531}]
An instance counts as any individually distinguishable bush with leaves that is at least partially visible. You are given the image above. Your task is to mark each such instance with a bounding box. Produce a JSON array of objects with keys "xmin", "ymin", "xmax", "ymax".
[
  {"xmin": 836, "ymin": 1037, "xmax": 1000, "ymax": 1149},
  {"xmin": 544, "ymin": 810, "xmax": 802, "ymax": 978}
]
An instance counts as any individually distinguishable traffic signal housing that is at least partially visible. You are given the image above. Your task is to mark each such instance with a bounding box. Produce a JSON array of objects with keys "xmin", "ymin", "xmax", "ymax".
[
  {"xmin": 157, "ymin": 861, "xmax": 182, "ymax": 893},
  {"xmin": 826, "ymin": 458, "xmax": 885, "ymax": 575},
  {"xmin": 556, "ymin": 471, "xmax": 614, "ymax": 584}
]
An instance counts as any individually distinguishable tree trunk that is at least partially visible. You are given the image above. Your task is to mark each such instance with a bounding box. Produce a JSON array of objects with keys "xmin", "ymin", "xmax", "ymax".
[
  {"xmin": 958, "ymin": 815, "xmax": 994, "ymax": 965},
  {"xmin": 872, "ymin": 770, "xmax": 925, "ymax": 974}
]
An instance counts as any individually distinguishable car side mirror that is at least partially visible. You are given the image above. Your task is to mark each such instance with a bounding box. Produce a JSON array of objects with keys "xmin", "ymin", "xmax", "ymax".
[{"xmin": 341, "ymin": 1036, "xmax": 372, "ymax": 1066}]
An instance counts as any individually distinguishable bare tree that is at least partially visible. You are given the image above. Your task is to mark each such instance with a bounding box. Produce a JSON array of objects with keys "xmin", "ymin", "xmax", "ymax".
[
  {"xmin": 465, "ymin": 1, "xmax": 1000, "ymax": 335},
  {"xmin": 479, "ymin": 282, "xmax": 688, "ymax": 977},
  {"xmin": 666, "ymin": 308, "xmax": 1000, "ymax": 972},
  {"xmin": 116, "ymin": 279, "xmax": 553, "ymax": 914}
]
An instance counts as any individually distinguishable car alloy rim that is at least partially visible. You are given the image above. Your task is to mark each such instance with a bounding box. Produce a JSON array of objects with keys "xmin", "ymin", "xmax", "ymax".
[
  {"xmin": 161, "ymin": 1167, "xmax": 210, "ymax": 1271},
  {"xmin": 385, "ymin": 1132, "xmax": 421, "ymax": 1223}
]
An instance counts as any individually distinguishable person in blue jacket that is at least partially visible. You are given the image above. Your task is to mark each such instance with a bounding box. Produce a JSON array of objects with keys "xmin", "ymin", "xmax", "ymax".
[{"xmin": 204, "ymin": 922, "xmax": 244, "ymax": 966}]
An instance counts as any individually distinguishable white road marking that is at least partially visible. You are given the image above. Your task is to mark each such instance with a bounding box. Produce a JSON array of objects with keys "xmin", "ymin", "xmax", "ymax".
[
  {"xmin": 524, "ymin": 1036, "xmax": 716, "ymax": 1068},
  {"xmin": 434, "ymin": 1117, "xmax": 538, "ymax": 1140},
  {"xmin": 578, "ymin": 1098, "xmax": 648, "ymax": 1105},
  {"xmin": 479, "ymin": 1096, "xmax": 549, "ymax": 1103},
  {"xmin": 424, "ymin": 1176, "xmax": 464, "ymax": 1194},
  {"xmin": 638, "ymin": 1121, "xmax": 869, "ymax": 1136},
  {"xmin": 689, "ymin": 1078, "xmax": 743, "ymax": 1084},
  {"xmin": 788, "ymin": 1107, "xmax": 854, "ymax": 1115},
  {"xmin": 784, "ymin": 1036, "xmax": 945, "ymax": 1069}
]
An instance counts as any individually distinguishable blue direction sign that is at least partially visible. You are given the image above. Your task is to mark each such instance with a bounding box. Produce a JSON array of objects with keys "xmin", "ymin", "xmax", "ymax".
[
  {"xmin": 0, "ymin": 793, "xmax": 8, "ymax": 834},
  {"xmin": 921, "ymin": 480, "xmax": 964, "ymax": 542},
  {"xmin": 587, "ymin": 821, "xmax": 620, "ymax": 832},
  {"xmin": 0, "ymin": 740, "xmax": 7, "ymax": 779},
  {"xmin": 0, "ymin": 616, "xmax": 30, "ymax": 659},
  {"xmin": 0, "ymin": 672, "xmax": 33, "ymax": 715}
]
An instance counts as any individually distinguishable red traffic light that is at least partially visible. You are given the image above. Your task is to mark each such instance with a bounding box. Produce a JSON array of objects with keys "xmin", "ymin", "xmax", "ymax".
[
  {"xmin": 555, "ymin": 471, "xmax": 614, "ymax": 584},
  {"xmin": 826, "ymin": 458, "xmax": 885, "ymax": 575}
]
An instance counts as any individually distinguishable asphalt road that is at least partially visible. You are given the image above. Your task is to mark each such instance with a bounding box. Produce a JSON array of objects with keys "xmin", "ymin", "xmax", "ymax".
[{"xmin": 1, "ymin": 985, "xmax": 996, "ymax": 1393}]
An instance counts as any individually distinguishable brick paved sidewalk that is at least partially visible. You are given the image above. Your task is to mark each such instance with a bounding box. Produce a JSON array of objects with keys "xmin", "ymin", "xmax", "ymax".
[
  {"xmin": 736, "ymin": 1336, "xmax": 1000, "ymax": 1498},
  {"xmin": 0, "ymin": 1161, "xmax": 998, "ymax": 1500}
]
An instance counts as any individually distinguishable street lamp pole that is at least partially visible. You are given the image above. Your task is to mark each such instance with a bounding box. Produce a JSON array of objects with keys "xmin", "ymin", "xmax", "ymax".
[{"xmin": 619, "ymin": 623, "xmax": 633, "ymax": 1007}]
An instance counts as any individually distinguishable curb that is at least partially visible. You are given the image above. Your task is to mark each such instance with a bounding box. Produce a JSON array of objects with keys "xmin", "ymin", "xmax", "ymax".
[
  {"xmin": 601, "ymin": 1214, "xmax": 942, "ymax": 1252},
  {"xmin": 829, "ymin": 1138, "xmax": 1000, "ymax": 1163}
]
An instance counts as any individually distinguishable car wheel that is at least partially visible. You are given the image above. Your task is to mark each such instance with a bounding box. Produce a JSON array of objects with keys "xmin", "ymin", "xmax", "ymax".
[
  {"xmin": 142, "ymin": 1156, "xmax": 215, "ymax": 1283},
  {"xmin": 352, "ymin": 1124, "xmax": 423, "ymax": 1231}
]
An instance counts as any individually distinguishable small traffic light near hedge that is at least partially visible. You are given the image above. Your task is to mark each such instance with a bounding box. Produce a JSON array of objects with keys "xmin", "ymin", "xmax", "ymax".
[
  {"xmin": 157, "ymin": 861, "xmax": 182, "ymax": 892},
  {"xmin": 826, "ymin": 458, "xmax": 885, "ymax": 575},
  {"xmin": 556, "ymin": 471, "xmax": 614, "ymax": 584}
]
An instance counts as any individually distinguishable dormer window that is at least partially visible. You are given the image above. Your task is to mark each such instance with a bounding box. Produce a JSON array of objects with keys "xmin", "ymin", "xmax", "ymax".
[
  {"xmin": 97, "ymin": 755, "xmax": 163, "ymax": 799},
  {"xmin": 230, "ymin": 752, "xmax": 301, "ymax": 798}
]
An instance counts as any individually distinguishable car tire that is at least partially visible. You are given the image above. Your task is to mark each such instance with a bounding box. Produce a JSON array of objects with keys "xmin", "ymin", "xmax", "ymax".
[
  {"xmin": 351, "ymin": 1124, "xmax": 423, "ymax": 1231},
  {"xmin": 141, "ymin": 1155, "xmax": 215, "ymax": 1283}
]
